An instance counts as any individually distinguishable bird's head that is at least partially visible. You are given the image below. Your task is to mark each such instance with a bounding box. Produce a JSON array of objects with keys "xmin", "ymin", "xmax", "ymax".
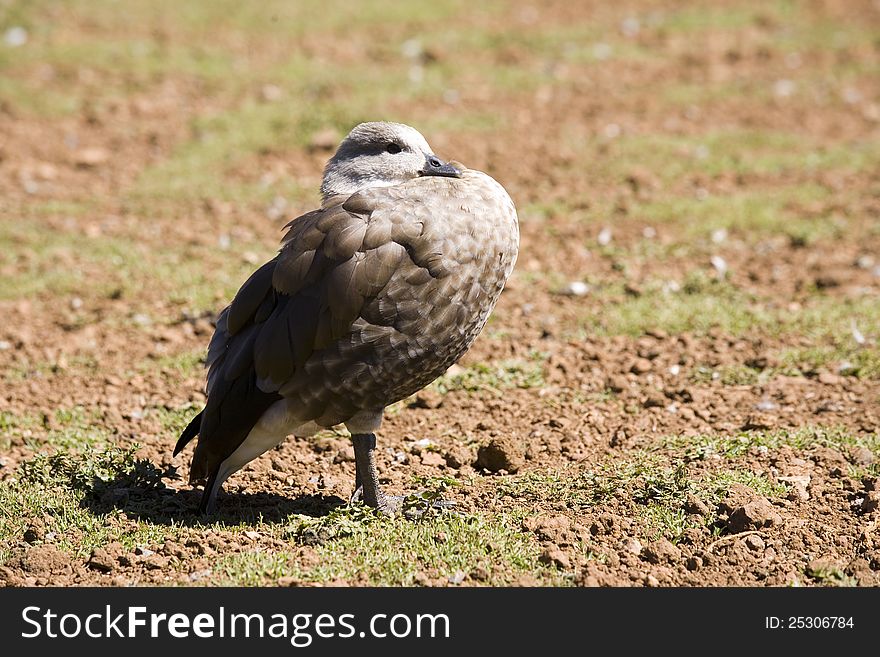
[{"xmin": 320, "ymin": 121, "xmax": 462, "ymax": 201}]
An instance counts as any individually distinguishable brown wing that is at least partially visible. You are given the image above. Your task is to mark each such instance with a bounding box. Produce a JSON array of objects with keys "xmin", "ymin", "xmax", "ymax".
[{"xmin": 176, "ymin": 195, "xmax": 417, "ymax": 477}]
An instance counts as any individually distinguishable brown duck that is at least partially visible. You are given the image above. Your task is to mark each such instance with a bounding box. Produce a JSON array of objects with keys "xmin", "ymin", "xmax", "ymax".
[{"xmin": 174, "ymin": 122, "xmax": 519, "ymax": 513}]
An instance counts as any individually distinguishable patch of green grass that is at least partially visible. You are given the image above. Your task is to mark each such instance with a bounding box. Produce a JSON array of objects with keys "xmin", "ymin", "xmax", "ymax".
[
  {"xmin": 128, "ymin": 100, "xmax": 316, "ymax": 208},
  {"xmin": 656, "ymin": 3, "xmax": 770, "ymax": 32},
  {"xmin": 496, "ymin": 455, "xmax": 788, "ymax": 542},
  {"xmin": 130, "ymin": 105, "xmax": 349, "ymax": 210},
  {"xmin": 610, "ymin": 131, "xmax": 877, "ymax": 181},
  {"xmin": 580, "ymin": 276, "xmax": 766, "ymax": 337},
  {"xmin": 791, "ymin": 295, "xmax": 880, "ymax": 341},
  {"xmin": 578, "ymin": 272, "xmax": 879, "ymax": 339},
  {"xmin": 690, "ymin": 363, "xmax": 764, "ymax": 386},
  {"xmin": 2, "ymin": 352, "xmax": 101, "ymax": 384},
  {"xmin": 0, "ymin": 409, "xmax": 38, "ymax": 431},
  {"xmin": 0, "ymin": 445, "xmax": 564, "ymax": 585},
  {"xmin": 0, "ymin": 410, "xmax": 39, "ymax": 449},
  {"xmin": 147, "ymin": 348, "xmax": 207, "ymax": 376},
  {"xmin": 6, "ymin": 38, "xmax": 238, "ymax": 85},
  {"xmin": 664, "ymin": 426, "xmax": 880, "ymax": 462},
  {"xmin": 19, "ymin": 445, "xmax": 146, "ymax": 490},
  {"xmin": 707, "ymin": 470, "xmax": 788, "ymax": 501},
  {"xmin": 1, "ymin": 0, "xmax": 478, "ymax": 115},
  {"xmin": 217, "ymin": 503, "xmax": 560, "ymax": 586},
  {"xmin": 629, "ymin": 186, "xmax": 843, "ymax": 240},
  {"xmin": 0, "ymin": 447, "xmax": 181, "ymax": 562},
  {"xmin": 496, "ymin": 461, "xmax": 646, "ymax": 509},
  {"xmin": 0, "ymin": 218, "xmax": 91, "ymax": 300},
  {"xmin": 639, "ymin": 506, "xmax": 692, "ymax": 542},
  {"xmin": 0, "ymin": 218, "xmax": 139, "ymax": 300},
  {"xmin": 0, "ymin": 405, "xmax": 113, "ymax": 452},
  {"xmin": 0, "ymin": 216, "xmax": 272, "ymax": 309},
  {"xmin": 660, "ymin": 78, "xmax": 761, "ymax": 108},
  {"xmin": 0, "ymin": 76, "xmax": 81, "ymax": 117},
  {"xmin": 126, "ymin": 63, "xmax": 505, "ymax": 212},
  {"xmin": 628, "ymin": 461, "xmax": 785, "ymax": 540},
  {"xmin": 149, "ymin": 404, "xmax": 202, "ymax": 436},
  {"xmin": 21, "ymin": 0, "xmax": 473, "ymax": 39},
  {"xmin": 779, "ymin": 344, "xmax": 880, "ymax": 380},
  {"xmin": 445, "ymin": 18, "xmax": 658, "ymax": 69},
  {"xmin": 434, "ymin": 358, "xmax": 545, "ymax": 395},
  {"xmin": 636, "ymin": 468, "xmax": 787, "ymax": 541},
  {"xmin": 774, "ymin": 12, "xmax": 879, "ymax": 55}
]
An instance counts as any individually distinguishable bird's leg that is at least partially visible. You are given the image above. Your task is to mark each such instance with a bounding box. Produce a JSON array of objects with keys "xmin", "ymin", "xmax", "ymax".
[
  {"xmin": 350, "ymin": 433, "xmax": 389, "ymax": 510},
  {"xmin": 349, "ymin": 440, "xmax": 364, "ymax": 504}
]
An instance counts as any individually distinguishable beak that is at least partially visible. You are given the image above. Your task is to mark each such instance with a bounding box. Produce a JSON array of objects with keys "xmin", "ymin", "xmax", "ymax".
[{"xmin": 420, "ymin": 154, "xmax": 462, "ymax": 178}]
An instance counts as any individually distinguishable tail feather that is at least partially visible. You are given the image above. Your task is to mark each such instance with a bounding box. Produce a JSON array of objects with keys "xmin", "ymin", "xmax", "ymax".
[{"xmin": 174, "ymin": 409, "xmax": 204, "ymax": 456}]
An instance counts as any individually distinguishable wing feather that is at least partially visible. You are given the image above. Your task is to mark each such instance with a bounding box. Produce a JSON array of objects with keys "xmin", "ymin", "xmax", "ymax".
[{"xmin": 226, "ymin": 260, "xmax": 275, "ymax": 335}]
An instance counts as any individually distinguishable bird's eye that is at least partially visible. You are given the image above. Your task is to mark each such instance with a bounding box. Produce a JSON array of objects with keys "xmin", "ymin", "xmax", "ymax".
[{"xmin": 385, "ymin": 143, "xmax": 402, "ymax": 154}]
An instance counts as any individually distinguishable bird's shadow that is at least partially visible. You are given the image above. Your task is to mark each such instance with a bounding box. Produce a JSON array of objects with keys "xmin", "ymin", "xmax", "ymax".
[{"xmin": 80, "ymin": 459, "xmax": 346, "ymax": 526}]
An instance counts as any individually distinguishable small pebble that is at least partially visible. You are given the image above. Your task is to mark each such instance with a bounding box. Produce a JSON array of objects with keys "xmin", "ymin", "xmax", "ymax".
[
  {"xmin": 4, "ymin": 26, "xmax": 28, "ymax": 47},
  {"xmin": 744, "ymin": 535, "xmax": 765, "ymax": 551},
  {"xmin": 850, "ymin": 320, "xmax": 865, "ymax": 345},
  {"xmin": 774, "ymin": 79, "xmax": 796, "ymax": 98},
  {"xmin": 563, "ymin": 281, "xmax": 590, "ymax": 297},
  {"xmin": 447, "ymin": 570, "xmax": 466, "ymax": 585}
]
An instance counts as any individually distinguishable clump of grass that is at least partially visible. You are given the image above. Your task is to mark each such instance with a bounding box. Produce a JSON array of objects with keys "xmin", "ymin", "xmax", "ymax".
[
  {"xmin": 703, "ymin": 470, "xmax": 788, "ymax": 503},
  {"xmin": 434, "ymin": 359, "xmax": 545, "ymax": 395},
  {"xmin": 284, "ymin": 504, "xmax": 384, "ymax": 545},
  {"xmin": 0, "ymin": 410, "xmax": 39, "ymax": 449},
  {"xmin": 20, "ymin": 445, "xmax": 143, "ymax": 491},
  {"xmin": 690, "ymin": 364, "xmax": 763, "ymax": 386},
  {"xmin": 805, "ymin": 562, "xmax": 857, "ymax": 588},
  {"xmin": 404, "ymin": 475, "xmax": 462, "ymax": 516}
]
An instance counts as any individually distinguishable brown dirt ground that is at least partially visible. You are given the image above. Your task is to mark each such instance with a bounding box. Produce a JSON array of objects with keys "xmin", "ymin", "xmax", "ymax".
[{"xmin": 1, "ymin": 0, "xmax": 879, "ymax": 586}]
